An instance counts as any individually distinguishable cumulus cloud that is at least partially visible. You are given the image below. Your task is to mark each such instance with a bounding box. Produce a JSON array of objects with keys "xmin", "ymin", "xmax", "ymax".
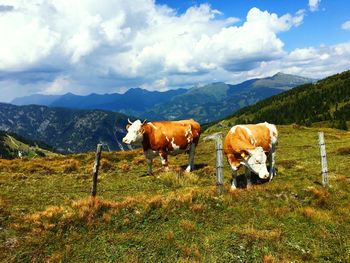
[
  {"xmin": 0, "ymin": 0, "xmax": 348, "ymax": 102},
  {"xmin": 309, "ymin": 0, "xmax": 321, "ymax": 12},
  {"xmin": 245, "ymin": 42, "xmax": 350, "ymax": 80},
  {"xmin": 342, "ymin": 20, "xmax": 350, "ymax": 30}
]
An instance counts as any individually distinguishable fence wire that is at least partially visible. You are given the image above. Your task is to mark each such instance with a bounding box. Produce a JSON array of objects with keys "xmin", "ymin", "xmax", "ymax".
[{"xmin": 1, "ymin": 133, "xmax": 349, "ymax": 207}]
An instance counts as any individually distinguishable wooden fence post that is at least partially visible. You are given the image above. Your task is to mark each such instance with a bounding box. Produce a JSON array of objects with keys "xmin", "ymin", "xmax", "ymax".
[
  {"xmin": 91, "ymin": 144, "xmax": 103, "ymax": 197},
  {"xmin": 204, "ymin": 132, "xmax": 224, "ymax": 194},
  {"xmin": 318, "ymin": 132, "xmax": 328, "ymax": 187}
]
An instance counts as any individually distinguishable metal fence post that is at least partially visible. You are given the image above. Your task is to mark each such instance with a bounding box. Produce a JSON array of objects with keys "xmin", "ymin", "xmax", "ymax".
[
  {"xmin": 318, "ymin": 132, "xmax": 328, "ymax": 187},
  {"xmin": 204, "ymin": 132, "xmax": 224, "ymax": 194}
]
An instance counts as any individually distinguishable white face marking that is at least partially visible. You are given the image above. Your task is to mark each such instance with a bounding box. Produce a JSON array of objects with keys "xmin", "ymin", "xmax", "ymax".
[
  {"xmin": 244, "ymin": 147, "xmax": 269, "ymax": 179},
  {"xmin": 122, "ymin": 120, "xmax": 144, "ymax": 145}
]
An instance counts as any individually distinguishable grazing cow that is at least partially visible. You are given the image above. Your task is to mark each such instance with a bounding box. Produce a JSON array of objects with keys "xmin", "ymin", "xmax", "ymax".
[
  {"xmin": 224, "ymin": 122, "xmax": 278, "ymax": 189},
  {"xmin": 122, "ymin": 119, "xmax": 201, "ymax": 175}
]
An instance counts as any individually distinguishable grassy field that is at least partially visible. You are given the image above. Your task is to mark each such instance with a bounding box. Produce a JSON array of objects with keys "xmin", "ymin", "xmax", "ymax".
[
  {"xmin": 1, "ymin": 125, "xmax": 349, "ymax": 262},
  {"xmin": 0, "ymin": 130, "xmax": 59, "ymax": 160}
]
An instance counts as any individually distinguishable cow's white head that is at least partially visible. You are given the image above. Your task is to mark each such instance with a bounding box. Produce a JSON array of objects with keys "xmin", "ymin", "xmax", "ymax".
[
  {"xmin": 122, "ymin": 119, "xmax": 146, "ymax": 145},
  {"xmin": 241, "ymin": 147, "xmax": 269, "ymax": 179}
]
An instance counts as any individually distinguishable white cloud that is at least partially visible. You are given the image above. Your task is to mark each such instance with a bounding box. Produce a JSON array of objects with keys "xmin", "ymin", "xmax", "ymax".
[
  {"xmin": 309, "ymin": 0, "xmax": 321, "ymax": 12},
  {"xmin": 43, "ymin": 75, "xmax": 71, "ymax": 94},
  {"xmin": 141, "ymin": 78, "xmax": 169, "ymax": 92},
  {"xmin": 0, "ymin": 0, "xmax": 348, "ymax": 102},
  {"xmin": 342, "ymin": 20, "xmax": 350, "ymax": 30},
  {"xmin": 246, "ymin": 43, "xmax": 350, "ymax": 80}
]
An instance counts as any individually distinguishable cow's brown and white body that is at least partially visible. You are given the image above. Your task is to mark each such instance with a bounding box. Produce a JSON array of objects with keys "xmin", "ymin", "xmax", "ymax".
[
  {"xmin": 123, "ymin": 119, "xmax": 201, "ymax": 175},
  {"xmin": 224, "ymin": 122, "xmax": 278, "ymax": 189}
]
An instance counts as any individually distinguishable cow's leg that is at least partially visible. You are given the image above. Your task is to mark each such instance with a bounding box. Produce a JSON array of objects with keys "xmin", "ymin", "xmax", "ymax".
[
  {"xmin": 268, "ymin": 145, "xmax": 276, "ymax": 181},
  {"xmin": 185, "ymin": 143, "xmax": 195, "ymax": 173},
  {"xmin": 159, "ymin": 151, "xmax": 169, "ymax": 171},
  {"xmin": 144, "ymin": 150, "xmax": 154, "ymax": 175},
  {"xmin": 231, "ymin": 167, "xmax": 238, "ymax": 190},
  {"xmin": 227, "ymin": 154, "xmax": 239, "ymax": 190},
  {"xmin": 245, "ymin": 167, "xmax": 252, "ymax": 188},
  {"xmin": 146, "ymin": 157, "xmax": 153, "ymax": 175}
]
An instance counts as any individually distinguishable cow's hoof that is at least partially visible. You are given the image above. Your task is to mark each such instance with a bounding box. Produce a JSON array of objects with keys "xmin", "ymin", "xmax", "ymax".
[{"xmin": 141, "ymin": 173, "xmax": 153, "ymax": 177}]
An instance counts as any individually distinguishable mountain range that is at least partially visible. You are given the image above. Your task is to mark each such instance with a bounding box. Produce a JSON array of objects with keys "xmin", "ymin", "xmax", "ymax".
[
  {"xmin": 1, "ymin": 72, "xmax": 318, "ymax": 154},
  {"xmin": 0, "ymin": 103, "xmax": 129, "ymax": 153},
  {"xmin": 215, "ymin": 70, "xmax": 350, "ymax": 130},
  {"xmin": 11, "ymin": 72, "xmax": 314, "ymax": 123}
]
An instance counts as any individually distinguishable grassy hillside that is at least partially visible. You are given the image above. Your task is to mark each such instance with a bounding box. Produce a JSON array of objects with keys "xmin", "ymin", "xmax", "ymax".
[
  {"xmin": 220, "ymin": 70, "xmax": 350, "ymax": 130},
  {"xmin": 0, "ymin": 131, "xmax": 58, "ymax": 159},
  {"xmin": 1, "ymin": 125, "xmax": 349, "ymax": 262}
]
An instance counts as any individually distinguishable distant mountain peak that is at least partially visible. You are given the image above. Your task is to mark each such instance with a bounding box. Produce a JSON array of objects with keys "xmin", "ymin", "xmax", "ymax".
[
  {"xmin": 63, "ymin": 92, "xmax": 76, "ymax": 96},
  {"xmin": 273, "ymin": 72, "xmax": 286, "ymax": 76}
]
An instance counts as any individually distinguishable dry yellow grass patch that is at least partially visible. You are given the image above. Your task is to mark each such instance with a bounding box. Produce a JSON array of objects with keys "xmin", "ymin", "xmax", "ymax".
[
  {"xmin": 10, "ymin": 172, "xmax": 27, "ymax": 180},
  {"xmin": 190, "ymin": 203, "xmax": 204, "ymax": 213},
  {"xmin": 301, "ymin": 206, "xmax": 332, "ymax": 222},
  {"xmin": 180, "ymin": 244, "xmax": 201, "ymax": 261},
  {"xmin": 306, "ymin": 187, "xmax": 330, "ymax": 206},
  {"xmin": 263, "ymin": 254, "xmax": 277, "ymax": 263},
  {"xmin": 148, "ymin": 195, "xmax": 164, "ymax": 210},
  {"xmin": 118, "ymin": 160, "xmax": 130, "ymax": 172},
  {"xmin": 62, "ymin": 159, "xmax": 81, "ymax": 173},
  {"xmin": 179, "ymin": 219, "xmax": 196, "ymax": 232},
  {"xmin": 157, "ymin": 171, "xmax": 200, "ymax": 187},
  {"xmin": 199, "ymin": 165, "xmax": 215, "ymax": 176},
  {"xmin": 166, "ymin": 231, "xmax": 174, "ymax": 241},
  {"xmin": 99, "ymin": 159, "xmax": 114, "ymax": 173},
  {"xmin": 132, "ymin": 155, "xmax": 146, "ymax": 165},
  {"xmin": 232, "ymin": 225, "xmax": 282, "ymax": 241}
]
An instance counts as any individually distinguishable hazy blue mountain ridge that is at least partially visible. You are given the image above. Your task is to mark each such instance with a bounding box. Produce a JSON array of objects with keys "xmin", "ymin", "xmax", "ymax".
[
  {"xmin": 11, "ymin": 72, "xmax": 314, "ymax": 123},
  {"xmin": 0, "ymin": 103, "xmax": 129, "ymax": 153}
]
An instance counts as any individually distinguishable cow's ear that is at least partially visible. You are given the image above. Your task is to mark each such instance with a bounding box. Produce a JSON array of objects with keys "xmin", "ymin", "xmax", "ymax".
[
  {"xmin": 126, "ymin": 124, "xmax": 131, "ymax": 130},
  {"xmin": 140, "ymin": 127, "xmax": 146, "ymax": 134}
]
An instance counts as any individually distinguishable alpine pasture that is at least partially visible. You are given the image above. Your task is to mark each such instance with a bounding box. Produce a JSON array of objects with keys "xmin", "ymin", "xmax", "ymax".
[{"xmin": 1, "ymin": 124, "xmax": 349, "ymax": 262}]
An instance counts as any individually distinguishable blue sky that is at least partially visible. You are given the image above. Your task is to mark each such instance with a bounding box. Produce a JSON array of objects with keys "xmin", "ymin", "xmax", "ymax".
[
  {"xmin": 157, "ymin": 0, "xmax": 350, "ymax": 50},
  {"xmin": 0, "ymin": 0, "xmax": 349, "ymax": 102}
]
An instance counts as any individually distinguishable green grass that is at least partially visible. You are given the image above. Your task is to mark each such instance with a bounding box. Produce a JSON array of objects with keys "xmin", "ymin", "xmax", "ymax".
[
  {"xmin": 1, "ymin": 125, "xmax": 350, "ymax": 262},
  {"xmin": 1, "ymin": 133, "xmax": 58, "ymax": 159}
]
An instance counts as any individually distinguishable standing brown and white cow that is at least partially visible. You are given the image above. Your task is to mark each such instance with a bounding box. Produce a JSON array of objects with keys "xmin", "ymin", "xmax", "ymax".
[
  {"xmin": 224, "ymin": 122, "xmax": 278, "ymax": 189},
  {"xmin": 122, "ymin": 119, "xmax": 201, "ymax": 175}
]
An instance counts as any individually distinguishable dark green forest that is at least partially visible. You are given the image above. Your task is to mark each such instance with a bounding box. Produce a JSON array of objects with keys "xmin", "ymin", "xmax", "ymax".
[{"xmin": 223, "ymin": 70, "xmax": 350, "ymax": 130}]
